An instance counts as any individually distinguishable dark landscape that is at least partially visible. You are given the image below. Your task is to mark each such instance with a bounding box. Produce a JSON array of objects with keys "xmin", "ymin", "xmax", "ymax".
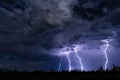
[{"xmin": 0, "ymin": 65, "xmax": 120, "ymax": 80}]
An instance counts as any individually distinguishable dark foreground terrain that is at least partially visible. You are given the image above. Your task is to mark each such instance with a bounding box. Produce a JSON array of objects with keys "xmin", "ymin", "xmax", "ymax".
[
  {"xmin": 0, "ymin": 66, "xmax": 120, "ymax": 80},
  {"xmin": 0, "ymin": 71, "xmax": 120, "ymax": 80}
]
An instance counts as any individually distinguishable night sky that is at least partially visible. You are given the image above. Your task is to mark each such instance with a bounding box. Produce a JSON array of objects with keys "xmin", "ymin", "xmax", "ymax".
[{"xmin": 0, "ymin": 0, "xmax": 120, "ymax": 71}]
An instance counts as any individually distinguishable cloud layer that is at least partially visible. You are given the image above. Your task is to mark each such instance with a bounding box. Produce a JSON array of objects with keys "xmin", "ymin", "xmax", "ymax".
[{"xmin": 0, "ymin": 0, "xmax": 120, "ymax": 71}]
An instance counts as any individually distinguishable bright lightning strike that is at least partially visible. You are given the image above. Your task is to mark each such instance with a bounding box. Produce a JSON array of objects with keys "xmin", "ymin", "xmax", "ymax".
[
  {"xmin": 72, "ymin": 45, "xmax": 84, "ymax": 71},
  {"xmin": 53, "ymin": 44, "xmax": 85, "ymax": 71},
  {"xmin": 61, "ymin": 47, "xmax": 73, "ymax": 72},
  {"xmin": 101, "ymin": 39, "xmax": 112, "ymax": 70},
  {"xmin": 66, "ymin": 54, "xmax": 72, "ymax": 72}
]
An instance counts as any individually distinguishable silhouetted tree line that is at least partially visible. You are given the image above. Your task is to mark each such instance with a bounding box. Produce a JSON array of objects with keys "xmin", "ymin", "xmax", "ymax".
[
  {"xmin": 0, "ymin": 65, "xmax": 119, "ymax": 80},
  {"xmin": 0, "ymin": 65, "xmax": 120, "ymax": 73}
]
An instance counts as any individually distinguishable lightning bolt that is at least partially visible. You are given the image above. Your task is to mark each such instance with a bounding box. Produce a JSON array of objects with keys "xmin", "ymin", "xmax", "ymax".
[
  {"xmin": 75, "ymin": 51, "xmax": 84, "ymax": 71},
  {"xmin": 56, "ymin": 45, "xmax": 85, "ymax": 71},
  {"xmin": 101, "ymin": 39, "xmax": 112, "ymax": 70},
  {"xmin": 58, "ymin": 58, "xmax": 61, "ymax": 72},
  {"xmin": 66, "ymin": 54, "xmax": 72, "ymax": 72},
  {"xmin": 61, "ymin": 47, "xmax": 73, "ymax": 72},
  {"xmin": 72, "ymin": 45, "xmax": 84, "ymax": 71}
]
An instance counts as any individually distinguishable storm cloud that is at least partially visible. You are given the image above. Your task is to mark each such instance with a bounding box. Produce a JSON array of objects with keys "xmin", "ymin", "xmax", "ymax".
[{"xmin": 0, "ymin": 0, "xmax": 120, "ymax": 71}]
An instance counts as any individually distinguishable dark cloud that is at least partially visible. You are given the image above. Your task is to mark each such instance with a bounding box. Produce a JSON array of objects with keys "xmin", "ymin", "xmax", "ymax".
[
  {"xmin": 0, "ymin": 0, "xmax": 120, "ymax": 71},
  {"xmin": 72, "ymin": 0, "xmax": 120, "ymax": 21}
]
